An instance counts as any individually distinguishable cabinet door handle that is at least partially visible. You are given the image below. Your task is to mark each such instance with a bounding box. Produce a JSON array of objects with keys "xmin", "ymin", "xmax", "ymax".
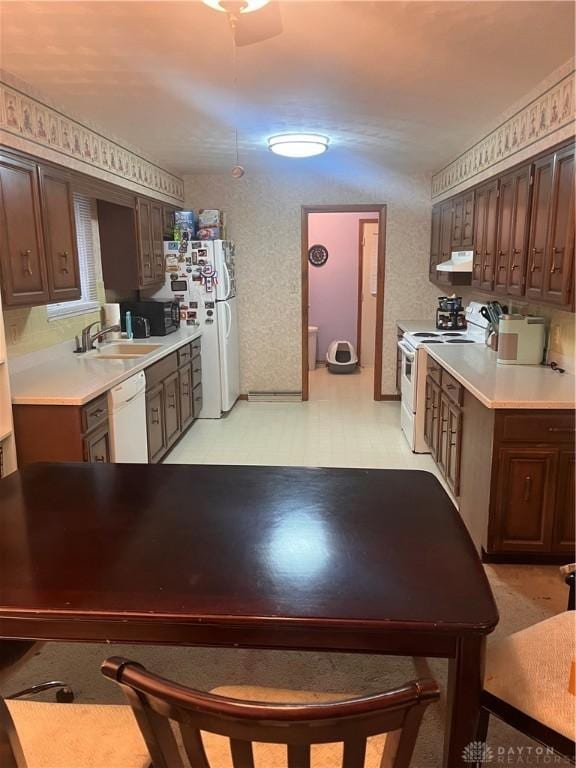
[
  {"xmin": 513, "ymin": 248, "xmax": 521, "ymax": 255},
  {"xmin": 523, "ymin": 475, "xmax": 532, "ymax": 502},
  {"xmin": 530, "ymin": 247, "xmax": 542, "ymax": 272},
  {"xmin": 21, "ymin": 250, "xmax": 33, "ymax": 276},
  {"xmin": 549, "ymin": 247, "xmax": 561, "ymax": 274},
  {"xmin": 548, "ymin": 426, "xmax": 575, "ymax": 433},
  {"xmin": 168, "ymin": 393, "xmax": 176, "ymax": 409},
  {"xmin": 511, "ymin": 263, "xmax": 520, "ymax": 271},
  {"xmin": 59, "ymin": 251, "xmax": 69, "ymax": 273},
  {"xmin": 151, "ymin": 407, "xmax": 160, "ymax": 425},
  {"xmin": 94, "ymin": 455, "xmax": 106, "ymax": 463}
]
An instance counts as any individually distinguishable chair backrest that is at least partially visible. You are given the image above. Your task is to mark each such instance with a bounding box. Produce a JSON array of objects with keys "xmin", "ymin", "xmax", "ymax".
[{"xmin": 101, "ymin": 656, "xmax": 440, "ymax": 768}]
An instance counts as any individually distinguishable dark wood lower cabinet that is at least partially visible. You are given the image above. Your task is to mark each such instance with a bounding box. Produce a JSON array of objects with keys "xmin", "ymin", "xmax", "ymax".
[
  {"xmin": 164, "ymin": 371, "xmax": 180, "ymax": 449},
  {"xmin": 456, "ymin": 391, "xmax": 575, "ymax": 561},
  {"xmin": 493, "ymin": 447, "xmax": 557, "ymax": 553},
  {"xmin": 424, "ymin": 363, "xmax": 461, "ymax": 497},
  {"xmin": 424, "ymin": 355, "xmax": 575, "ymax": 561},
  {"xmin": 145, "ymin": 341, "xmax": 202, "ymax": 463},
  {"xmin": 83, "ymin": 424, "xmax": 110, "ymax": 464},
  {"xmin": 179, "ymin": 364, "xmax": 194, "ymax": 431},
  {"xmin": 13, "ymin": 394, "xmax": 110, "ymax": 466},
  {"xmin": 146, "ymin": 384, "xmax": 166, "ymax": 463}
]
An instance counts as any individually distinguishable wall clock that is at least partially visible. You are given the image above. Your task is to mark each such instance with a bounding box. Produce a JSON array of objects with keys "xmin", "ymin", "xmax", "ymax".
[{"xmin": 308, "ymin": 244, "xmax": 329, "ymax": 267}]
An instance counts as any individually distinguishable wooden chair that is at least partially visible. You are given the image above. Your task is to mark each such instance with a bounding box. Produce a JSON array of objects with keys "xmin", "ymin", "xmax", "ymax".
[
  {"xmin": 101, "ymin": 656, "xmax": 440, "ymax": 768},
  {"xmin": 0, "ymin": 640, "xmax": 73, "ymax": 702},
  {"xmin": 478, "ymin": 611, "xmax": 576, "ymax": 764}
]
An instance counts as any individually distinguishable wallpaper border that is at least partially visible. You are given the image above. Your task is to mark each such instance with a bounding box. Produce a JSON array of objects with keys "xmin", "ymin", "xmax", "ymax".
[
  {"xmin": 431, "ymin": 70, "xmax": 575, "ymax": 199},
  {"xmin": 0, "ymin": 80, "xmax": 185, "ymax": 204}
]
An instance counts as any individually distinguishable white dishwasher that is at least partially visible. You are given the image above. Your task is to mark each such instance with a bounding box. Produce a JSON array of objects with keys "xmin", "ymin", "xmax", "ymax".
[{"xmin": 107, "ymin": 371, "xmax": 148, "ymax": 463}]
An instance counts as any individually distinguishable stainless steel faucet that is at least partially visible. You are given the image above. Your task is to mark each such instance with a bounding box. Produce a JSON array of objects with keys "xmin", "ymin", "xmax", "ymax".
[{"xmin": 75, "ymin": 322, "xmax": 121, "ymax": 353}]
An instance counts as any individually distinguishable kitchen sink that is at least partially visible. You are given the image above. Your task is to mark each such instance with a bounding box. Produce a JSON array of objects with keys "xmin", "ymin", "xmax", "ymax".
[{"xmin": 85, "ymin": 343, "xmax": 162, "ymax": 360}]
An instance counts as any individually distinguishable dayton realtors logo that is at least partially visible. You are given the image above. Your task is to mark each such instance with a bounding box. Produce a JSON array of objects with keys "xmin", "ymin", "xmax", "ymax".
[{"xmin": 462, "ymin": 741, "xmax": 563, "ymax": 765}]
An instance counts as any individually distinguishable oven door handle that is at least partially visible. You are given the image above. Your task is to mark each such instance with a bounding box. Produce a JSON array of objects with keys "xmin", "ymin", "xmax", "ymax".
[{"xmin": 397, "ymin": 339, "xmax": 415, "ymax": 361}]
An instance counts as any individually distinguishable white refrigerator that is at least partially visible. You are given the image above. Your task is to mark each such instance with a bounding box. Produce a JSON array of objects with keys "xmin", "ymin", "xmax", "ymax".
[{"xmin": 146, "ymin": 240, "xmax": 240, "ymax": 418}]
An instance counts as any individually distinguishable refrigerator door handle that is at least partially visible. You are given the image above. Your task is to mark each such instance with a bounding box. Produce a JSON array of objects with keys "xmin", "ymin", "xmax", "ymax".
[
  {"xmin": 221, "ymin": 260, "xmax": 231, "ymax": 300},
  {"xmin": 224, "ymin": 301, "xmax": 232, "ymax": 339}
]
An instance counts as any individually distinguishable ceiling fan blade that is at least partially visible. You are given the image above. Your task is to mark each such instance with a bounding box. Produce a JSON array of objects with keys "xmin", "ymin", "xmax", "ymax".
[{"xmin": 233, "ymin": 2, "xmax": 283, "ymax": 46}]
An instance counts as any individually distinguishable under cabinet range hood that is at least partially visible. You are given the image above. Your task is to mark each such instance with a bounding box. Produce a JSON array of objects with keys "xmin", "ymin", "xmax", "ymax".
[{"xmin": 436, "ymin": 250, "xmax": 473, "ymax": 272}]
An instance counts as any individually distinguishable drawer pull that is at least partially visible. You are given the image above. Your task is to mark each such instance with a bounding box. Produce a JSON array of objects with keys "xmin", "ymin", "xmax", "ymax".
[
  {"xmin": 91, "ymin": 408, "xmax": 105, "ymax": 418},
  {"xmin": 21, "ymin": 250, "xmax": 33, "ymax": 276},
  {"xmin": 445, "ymin": 383, "xmax": 456, "ymax": 390},
  {"xmin": 523, "ymin": 475, "xmax": 532, "ymax": 502},
  {"xmin": 548, "ymin": 426, "xmax": 575, "ymax": 433}
]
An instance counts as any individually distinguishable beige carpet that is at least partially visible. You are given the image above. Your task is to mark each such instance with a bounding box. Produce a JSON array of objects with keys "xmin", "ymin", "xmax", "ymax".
[{"xmin": 1, "ymin": 564, "xmax": 571, "ymax": 767}]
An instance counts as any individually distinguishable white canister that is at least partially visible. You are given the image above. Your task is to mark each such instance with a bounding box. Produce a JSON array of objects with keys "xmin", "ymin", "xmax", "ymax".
[{"xmin": 103, "ymin": 303, "xmax": 122, "ymax": 340}]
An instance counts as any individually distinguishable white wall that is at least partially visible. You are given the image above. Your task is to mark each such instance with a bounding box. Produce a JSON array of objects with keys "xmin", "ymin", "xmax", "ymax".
[{"xmin": 184, "ymin": 168, "xmax": 439, "ymax": 395}]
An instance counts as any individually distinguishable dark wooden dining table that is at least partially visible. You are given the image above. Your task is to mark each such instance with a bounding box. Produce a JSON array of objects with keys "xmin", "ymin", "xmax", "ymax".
[{"xmin": 0, "ymin": 462, "xmax": 498, "ymax": 766}]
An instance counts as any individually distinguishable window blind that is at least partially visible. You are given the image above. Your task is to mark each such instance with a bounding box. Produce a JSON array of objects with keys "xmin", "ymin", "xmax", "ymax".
[{"xmin": 47, "ymin": 194, "xmax": 100, "ymax": 320}]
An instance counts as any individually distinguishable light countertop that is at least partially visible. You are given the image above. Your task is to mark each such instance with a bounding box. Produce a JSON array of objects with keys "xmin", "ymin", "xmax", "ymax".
[
  {"xmin": 396, "ymin": 320, "xmax": 439, "ymax": 334},
  {"xmin": 425, "ymin": 344, "xmax": 575, "ymax": 410},
  {"xmin": 9, "ymin": 327, "xmax": 202, "ymax": 406}
]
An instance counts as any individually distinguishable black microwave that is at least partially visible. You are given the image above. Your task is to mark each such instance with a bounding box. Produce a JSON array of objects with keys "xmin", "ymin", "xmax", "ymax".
[{"xmin": 120, "ymin": 300, "xmax": 180, "ymax": 336}]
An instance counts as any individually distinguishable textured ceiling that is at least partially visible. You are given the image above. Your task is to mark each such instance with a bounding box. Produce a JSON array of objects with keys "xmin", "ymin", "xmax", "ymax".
[{"xmin": 0, "ymin": 1, "xmax": 574, "ymax": 176}]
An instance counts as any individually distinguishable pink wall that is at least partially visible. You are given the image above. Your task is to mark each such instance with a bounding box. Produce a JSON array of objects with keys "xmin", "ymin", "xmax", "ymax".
[{"xmin": 308, "ymin": 212, "xmax": 375, "ymax": 360}]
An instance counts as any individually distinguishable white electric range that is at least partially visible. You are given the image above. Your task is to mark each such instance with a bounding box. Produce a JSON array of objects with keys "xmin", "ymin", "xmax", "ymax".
[{"xmin": 398, "ymin": 303, "xmax": 489, "ymax": 452}]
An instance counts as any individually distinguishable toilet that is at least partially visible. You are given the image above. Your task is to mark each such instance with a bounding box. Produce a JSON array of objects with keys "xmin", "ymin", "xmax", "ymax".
[
  {"xmin": 308, "ymin": 326, "xmax": 319, "ymax": 370},
  {"xmin": 326, "ymin": 340, "xmax": 358, "ymax": 374}
]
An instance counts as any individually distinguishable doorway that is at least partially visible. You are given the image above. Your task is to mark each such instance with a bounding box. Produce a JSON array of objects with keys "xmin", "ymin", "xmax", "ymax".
[{"xmin": 301, "ymin": 204, "xmax": 387, "ymax": 402}]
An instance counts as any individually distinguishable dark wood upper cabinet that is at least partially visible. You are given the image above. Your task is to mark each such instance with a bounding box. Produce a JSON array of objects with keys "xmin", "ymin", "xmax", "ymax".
[
  {"xmin": 542, "ymin": 145, "xmax": 575, "ymax": 307},
  {"xmin": 451, "ymin": 190, "xmax": 474, "ymax": 250},
  {"xmin": 429, "ymin": 203, "xmax": 442, "ymax": 279},
  {"xmin": 472, "ymin": 179, "xmax": 498, "ymax": 290},
  {"xmin": 526, "ymin": 152, "xmax": 554, "ymax": 301},
  {"xmin": 162, "ymin": 205, "xmax": 177, "ymax": 239},
  {"xmin": 150, "ymin": 202, "xmax": 164, "ymax": 282},
  {"xmin": 136, "ymin": 198, "xmax": 155, "ymax": 286},
  {"xmin": 439, "ymin": 200, "xmax": 453, "ymax": 264},
  {"xmin": 0, "ymin": 155, "xmax": 50, "ymax": 307},
  {"xmin": 38, "ymin": 165, "xmax": 81, "ymax": 302},
  {"xmin": 480, "ymin": 179, "xmax": 499, "ymax": 291},
  {"xmin": 431, "ymin": 140, "xmax": 574, "ymax": 310},
  {"xmin": 494, "ymin": 164, "xmax": 532, "ymax": 296}
]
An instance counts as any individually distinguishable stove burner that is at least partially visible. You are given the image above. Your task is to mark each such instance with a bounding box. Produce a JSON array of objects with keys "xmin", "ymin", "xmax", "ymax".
[
  {"xmin": 446, "ymin": 339, "xmax": 475, "ymax": 344},
  {"xmin": 413, "ymin": 332, "xmax": 439, "ymax": 337},
  {"xmin": 441, "ymin": 332, "xmax": 464, "ymax": 337}
]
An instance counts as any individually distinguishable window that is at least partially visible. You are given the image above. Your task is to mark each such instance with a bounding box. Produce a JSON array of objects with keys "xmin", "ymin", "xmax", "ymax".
[{"xmin": 47, "ymin": 194, "xmax": 100, "ymax": 320}]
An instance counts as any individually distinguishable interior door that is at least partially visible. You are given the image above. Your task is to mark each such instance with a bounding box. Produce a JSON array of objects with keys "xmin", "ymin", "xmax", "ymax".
[
  {"xmin": 0, "ymin": 156, "xmax": 50, "ymax": 306},
  {"xmin": 217, "ymin": 296, "xmax": 240, "ymax": 412},
  {"xmin": 360, "ymin": 221, "xmax": 378, "ymax": 368}
]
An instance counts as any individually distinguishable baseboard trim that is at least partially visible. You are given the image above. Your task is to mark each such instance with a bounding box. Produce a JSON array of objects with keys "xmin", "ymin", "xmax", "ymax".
[
  {"xmin": 380, "ymin": 394, "xmax": 401, "ymax": 401},
  {"xmin": 481, "ymin": 548, "xmax": 573, "ymax": 565},
  {"xmin": 238, "ymin": 394, "xmax": 248, "ymax": 400}
]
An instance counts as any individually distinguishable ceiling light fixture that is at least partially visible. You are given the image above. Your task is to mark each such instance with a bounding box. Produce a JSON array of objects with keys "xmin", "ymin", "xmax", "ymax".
[
  {"xmin": 268, "ymin": 134, "xmax": 330, "ymax": 158},
  {"xmin": 202, "ymin": 0, "xmax": 270, "ymax": 14}
]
